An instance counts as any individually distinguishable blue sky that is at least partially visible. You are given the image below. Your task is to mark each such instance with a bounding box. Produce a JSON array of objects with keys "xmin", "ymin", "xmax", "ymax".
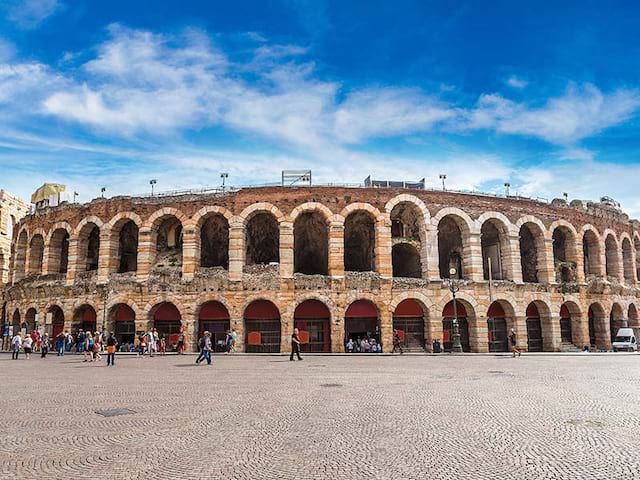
[{"xmin": 1, "ymin": 0, "xmax": 640, "ymax": 214}]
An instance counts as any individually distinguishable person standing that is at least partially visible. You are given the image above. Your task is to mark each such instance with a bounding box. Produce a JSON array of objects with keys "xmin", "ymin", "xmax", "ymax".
[
  {"xmin": 106, "ymin": 333, "xmax": 117, "ymax": 367},
  {"xmin": 231, "ymin": 328, "xmax": 237, "ymax": 353},
  {"xmin": 93, "ymin": 333, "xmax": 102, "ymax": 362},
  {"xmin": 23, "ymin": 334, "xmax": 33, "ymax": 359},
  {"xmin": 40, "ymin": 334, "xmax": 49, "ymax": 358},
  {"xmin": 176, "ymin": 331, "xmax": 184, "ymax": 354},
  {"xmin": 392, "ymin": 330, "xmax": 404, "ymax": 354},
  {"xmin": 77, "ymin": 329, "xmax": 85, "ymax": 354},
  {"xmin": 201, "ymin": 331, "xmax": 213, "ymax": 365},
  {"xmin": 509, "ymin": 328, "xmax": 521, "ymax": 358},
  {"xmin": 158, "ymin": 335, "xmax": 166, "ymax": 355},
  {"xmin": 290, "ymin": 328, "xmax": 302, "ymax": 361},
  {"xmin": 147, "ymin": 329, "xmax": 156, "ymax": 357},
  {"xmin": 11, "ymin": 332, "xmax": 22, "ymax": 360},
  {"xmin": 195, "ymin": 332, "xmax": 206, "ymax": 364},
  {"xmin": 84, "ymin": 334, "xmax": 94, "ymax": 362},
  {"xmin": 55, "ymin": 332, "xmax": 65, "ymax": 356}
]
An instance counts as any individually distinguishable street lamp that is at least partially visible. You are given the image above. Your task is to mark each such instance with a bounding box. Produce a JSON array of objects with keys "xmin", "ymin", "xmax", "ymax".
[
  {"xmin": 220, "ymin": 172, "xmax": 228, "ymax": 192},
  {"xmin": 439, "ymin": 174, "xmax": 447, "ymax": 191},
  {"xmin": 504, "ymin": 182, "xmax": 511, "ymax": 197},
  {"xmin": 150, "ymin": 179, "xmax": 157, "ymax": 196},
  {"xmin": 448, "ymin": 267, "xmax": 463, "ymax": 353},
  {"xmin": 73, "ymin": 191, "xmax": 79, "ymax": 203},
  {"xmin": 100, "ymin": 187, "xmax": 106, "ymax": 198}
]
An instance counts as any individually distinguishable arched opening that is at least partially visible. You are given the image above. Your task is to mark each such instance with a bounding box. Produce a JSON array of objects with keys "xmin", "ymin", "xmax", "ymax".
[
  {"xmin": 344, "ymin": 211, "xmax": 375, "ymax": 272},
  {"xmin": 154, "ymin": 217, "xmax": 183, "ymax": 268},
  {"xmin": 118, "ymin": 220, "xmax": 139, "ymax": 273},
  {"xmin": 25, "ymin": 308, "xmax": 37, "ymax": 332},
  {"xmin": 7, "ymin": 214, "xmax": 15, "ymax": 240},
  {"xmin": 481, "ymin": 220, "xmax": 509, "ymax": 280},
  {"xmin": 110, "ymin": 304, "xmax": 136, "ymax": 347},
  {"xmin": 198, "ymin": 301, "xmax": 230, "ymax": 352},
  {"xmin": 628, "ymin": 304, "xmax": 639, "ymax": 327},
  {"xmin": 49, "ymin": 306, "xmax": 65, "ymax": 338},
  {"xmin": 200, "ymin": 215, "xmax": 229, "ymax": 269},
  {"xmin": 438, "ymin": 215, "xmax": 465, "ymax": 279},
  {"xmin": 560, "ymin": 304, "xmax": 573, "ymax": 344},
  {"xmin": 552, "ymin": 226, "xmax": 576, "ymax": 282},
  {"xmin": 393, "ymin": 299, "xmax": 426, "ymax": 351},
  {"xmin": 77, "ymin": 223, "xmax": 100, "ymax": 273},
  {"xmin": 14, "ymin": 230, "xmax": 28, "ymax": 281},
  {"xmin": 635, "ymin": 237, "xmax": 640, "ymax": 281},
  {"xmin": 525, "ymin": 303, "xmax": 542, "ymax": 352},
  {"xmin": 12, "ymin": 309, "xmax": 21, "ymax": 334},
  {"xmin": 487, "ymin": 301, "xmax": 509, "ymax": 352},
  {"xmin": 294, "ymin": 212, "xmax": 328, "ymax": 275},
  {"xmin": 392, "ymin": 243, "xmax": 422, "ymax": 278},
  {"xmin": 244, "ymin": 300, "xmax": 281, "ymax": 353},
  {"xmin": 519, "ymin": 223, "xmax": 543, "ymax": 283},
  {"xmin": 588, "ymin": 303, "xmax": 606, "ymax": 349},
  {"xmin": 48, "ymin": 228, "xmax": 70, "ymax": 274},
  {"xmin": 245, "ymin": 213, "xmax": 279, "ymax": 266},
  {"xmin": 582, "ymin": 230, "xmax": 601, "ymax": 278},
  {"xmin": 73, "ymin": 304, "xmax": 97, "ymax": 334},
  {"xmin": 152, "ymin": 302, "xmax": 182, "ymax": 350},
  {"xmin": 294, "ymin": 299, "xmax": 331, "ymax": 353},
  {"xmin": 622, "ymin": 237, "xmax": 634, "ymax": 283},
  {"xmin": 442, "ymin": 300, "xmax": 470, "ymax": 352},
  {"xmin": 345, "ymin": 299, "xmax": 380, "ymax": 349},
  {"xmin": 605, "ymin": 234, "xmax": 620, "ymax": 280},
  {"xmin": 610, "ymin": 303, "xmax": 625, "ymax": 344},
  {"xmin": 28, "ymin": 234, "xmax": 44, "ymax": 276}
]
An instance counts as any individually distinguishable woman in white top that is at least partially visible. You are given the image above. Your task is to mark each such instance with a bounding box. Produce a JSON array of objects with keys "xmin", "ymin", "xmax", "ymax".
[
  {"xmin": 11, "ymin": 334, "xmax": 22, "ymax": 360},
  {"xmin": 23, "ymin": 335, "xmax": 33, "ymax": 359}
]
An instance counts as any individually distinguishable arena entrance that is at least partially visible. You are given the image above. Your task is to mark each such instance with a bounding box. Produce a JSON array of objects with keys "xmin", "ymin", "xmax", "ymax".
[
  {"xmin": 392, "ymin": 299, "xmax": 426, "ymax": 351},
  {"xmin": 152, "ymin": 303, "xmax": 182, "ymax": 351},
  {"xmin": 244, "ymin": 300, "xmax": 281, "ymax": 353},
  {"xmin": 442, "ymin": 300, "xmax": 470, "ymax": 352},
  {"xmin": 560, "ymin": 304, "xmax": 573, "ymax": 344},
  {"xmin": 199, "ymin": 301, "xmax": 230, "ymax": 353},
  {"xmin": 487, "ymin": 302, "xmax": 508, "ymax": 353},
  {"xmin": 73, "ymin": 305, "xmax": 97, "ymax": 335},
  {"xmin": 112, "ymin": 304, "xmax": 136, "ymax": 346},
  {"xmin": 50, "ymin": 306, "xmax": 65, "ymax": 338},
  {"xmin": 344, "ymin": 300, "xmax": 380, "ymax": 349},
  {"xmin": 294, "ymin": 299, "xmax": 331, "ymax": 353},
  {"xmin": 525, "ymin": 303, "xmax": 543, "ymax": 352}
]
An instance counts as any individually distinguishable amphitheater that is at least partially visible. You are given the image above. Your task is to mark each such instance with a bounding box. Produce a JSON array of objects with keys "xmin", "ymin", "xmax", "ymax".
[{"xmin": 2, "ymin": 183, "xmax": 639, "ymax": 354}]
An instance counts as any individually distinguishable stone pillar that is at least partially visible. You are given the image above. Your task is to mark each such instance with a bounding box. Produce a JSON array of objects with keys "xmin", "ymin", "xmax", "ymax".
[
  {"xmin": 136, "ymin": 227, "xmax": 153, "ymax": 281},
  {"xmin": 328, "ymin": 220, "xmax": 344, "ymax": 277},
  {"xmin": 426, "ymin": 225, "xmax": 440, "ymax": 280},
  {"xmin": 181, "ymin": 225, "xmax": 197, "ymax": 281},
  {"xmin": 331, "ymin": 304, "xmax": 345, "ymax": 352},
  {"xmin": 542, "ymin": 315, "xmax": 561, "ymax": 352},
  {"xmin": 96, "ymin": 229, "xmax": 111, "ymax": 284},
  {"xmin": 469, "ymin": 315, "xmax": 489, "ymax": 353},
  {"xmin": 426, "ymin": 312, "xmax": 442, "ymax": 352},
  {"xmin": 228, "ymin": 219, "xmax": 244, "ymax": 282},
  {"xmin": 539, "ymin": 239, "xmax": 556, "ymax": 283},
  {"xmin": 511, "ymin": 315, "xmax": 528, "ymax": 352},
  {"xmin": 66, "ymin": 237, "xmax": 80, "ymax": 285},
  {"xmin": 507, "ymin": 235, "xmax": 523, "ymax": 283},
  {"xmin": 597, "ymin": 317, "xmax": 612, "ymax": 350},
  {"xmin": 574, "ymin": 241, "xmax": 585, "ymax": 283},
  {"xmin": 230, "ymin": 316, "xmax": 244, "ymax": 353},
  {"xmin": 465, "ymin": 232, "xmax": 484, "ymax": 282},
  {"xmin": 280, "ymin": 306, "xmax": 294, "ymax": 353},
  {"xmin": 379, "ymin": 307, "xmax": 393, "ymax": 353},
  {"xmin": 376, "ymin": 216, "xmax": 393, "ymax": 278},
  {"xmin": 572, "ymin": 312, "xmax": 589, "ymax": 349},
  {"xmin": 41, "ymin": 240, "xmax": 52, "ymax": 276},
  {"xmin": 279, "ymin": 221, "xmax": 294, "ymax": 279}
]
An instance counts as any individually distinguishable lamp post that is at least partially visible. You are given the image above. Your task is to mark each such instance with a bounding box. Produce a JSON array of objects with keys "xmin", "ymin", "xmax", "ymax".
[
  {"xmin": 448, "ymin": 267, "xmax": 463, "ymax": 353},
  {"xmin": 150, "ymin": 179, "xmax": 157, "ymax": 196},
  {"xmin": 100, "ymin": 187, "xmax": 106, "ymax": 198},
  {"xmin": 439, "ymin": 174, "xmax": 447, "ymax": 191},
  {"xmin": 504, "ymin": 182, "xmax": 511, "ymax": 197},
  {"xmin": 220, "ymin": 173, "xmax": 228, "ymax": 193}
]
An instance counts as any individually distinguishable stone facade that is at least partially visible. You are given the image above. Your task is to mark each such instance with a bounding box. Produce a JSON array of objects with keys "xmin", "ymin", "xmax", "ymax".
[
  {"xmin": 2, "ymin": 186, "xmax": 639, "ymax": 353},
  {"xmin": 0, "ymin": 190, "xmax": 29, "ymax": 287}
]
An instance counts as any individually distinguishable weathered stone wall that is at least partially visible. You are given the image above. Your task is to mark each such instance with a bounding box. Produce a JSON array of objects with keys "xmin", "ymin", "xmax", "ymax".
[
  {"xmin": 3, "ymin": 187, "xmax": 639, "ymax": 353},
  {"xmin": 0, "ymin": 190, "xmax": 29, "ymax": 286}
]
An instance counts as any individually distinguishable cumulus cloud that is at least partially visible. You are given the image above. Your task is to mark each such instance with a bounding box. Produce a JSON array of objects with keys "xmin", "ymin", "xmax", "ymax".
[
  {"xmin": 4, "ymin": 0, "xmax": 61, "ymax": 29},
  {"xmin": 505, "ymin": 75, "xmax": 527, "ymax": 89}
]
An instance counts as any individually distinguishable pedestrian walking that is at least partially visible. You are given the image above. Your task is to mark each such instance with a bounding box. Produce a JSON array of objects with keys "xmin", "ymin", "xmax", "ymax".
[
  {"xmin": 11, "ymin": 333, "xmax": 22, "ymax": 360},
  {"xmin": 290, "ymin": 327, "xmax": 302, "ymax": 361},
  {"xmin": 77, "ymin": 329, "xmax": 85, "ymax": 353},
  {"xmin": 106, "ymin": 333, "xmax": 117, "ymax": 367},
  {"xmin": 84, "ymin": 334, "xmax": 94, "ymax": 362},
  {"xmin": 509, "ymin": 328, "xmax": 521, "ymax": 357},
  {"xmin": 176, "ymin": 331, "xmax": 184, "ymax": 354},
  {"xmin": 23, "ymin": 335, "xmax": 33, "ymax": 359},
  {"xmin": 195, "ymin": 332, "xmax": 206, "ymax": 364},
  {"xmin": 93, "ymin": 334, "xmax": 102, "ymax": 362},
  {"xmin": 392, "ymin": 330, "xmax": 404, "ymax": 354},
  {"xmin": 225, "ymin": 330, "xmax": 233, "ymax": 353},
  {"xmin": 40, "ymin": 334, "xmax": 49, "ymax": 358},
  {"xmin": 147, "ymin": 329, "xmax": 156, "ymax": 357},
  {"xmin": 196, "ymin": 331, "xmax": 212, "ymax": 365},
  {"xmin": 159, "ymin": 335, "xmax": 166, "ymax": 355},
  {"xmin": 55, "ymin": 332, "xmax": 66, "ymax": 356}
]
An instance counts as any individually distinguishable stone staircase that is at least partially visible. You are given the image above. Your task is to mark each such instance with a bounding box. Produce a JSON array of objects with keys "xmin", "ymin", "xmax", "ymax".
[{"xmin": 559, "ymin": 342, "xmax": 584, "ymax": 353}]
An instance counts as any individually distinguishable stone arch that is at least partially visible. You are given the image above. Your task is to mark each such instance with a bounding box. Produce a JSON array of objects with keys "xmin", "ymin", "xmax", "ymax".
[
  {"xmin": 634, "ymin": 234, "xmax": 640, "ymax": 282},
  {"xmin": 290, "ymin": 202, "xmax": 334, "ymax": 223},
  {"xmin": 435, "ymin": 210, "xmax": 473, "ymax": 279},
  {"xmin": 392, "ymin": 242, "xmax": 422, "ymax": 278},
  {"xmin": 389, "ymin": 291, "xmax": 434, "ymax": 314},
  {"xmin": 439, "ymin": 295, "xmax": 477, "ymax": 353},
  {"xmin": 588, "ymin": 302, "xmax": 607, "ymax": 349},
  {"xmin": 344, "ymin": 298, "xmax": 383, "ymax": 350},
  {"xmin": 199, "ymin": 213, "xmax": 230, "ymax": 269},
  {"xmin": 603, "ymin": 231, "xmax": 621, "ymax": 280},
  {"xmin": 293, "ymin": 298, "xmax": 333, "ymax": 353},
  {"xmin": 485, "ymin": 298, "xmax": 517, "ymax": 353},
  {"xmin": 478, "ymin": 214, "xmax": 514, "ymax": 281},
  {"xmin": 46, "ymin": 223, "xmax": 71, "ymax": 275},
  {"xmin": 344, "ymin": 209, "xmax": 376, "ymax": 272},
  {"xmin": 339, "ymin": 203, "xmax": 382, "ymax": 223},
  {"xmin": 389, "ymin": 198, "xmax": 428, "ymax": 278},
  {"xmin": 243, "ymin": 298, "xmax": 282, "ymax": 353},
  {"xmin": 27, "ymin": 232, "xmax": 45, "ymax": 276},
  {"xmin": 245, "ymin": 211, "xmax": 280, "ymax": 266},
  {"xmin": 107, "ymin": 302, "xmax": 138, "ymax": 345},
  {"xmin": 391, "ymin": 294, "xmax": 431, "ymax": 352},
  {"xmin": 108, "ymin": 212, "xmax": 142, "ymax": 274},
  {"xmin": 524, "ymin": 299, "xmax": 552, "ymax": 352},
  {"xmin": 148, "ymin": 301, "xmax": 184, "ymax": 347},
  {"xmin": 560, "ymin": 300, "xmax": 582, "ymax": 347},
  {"xmin": 150, "ymin": 212, "xmax": 184, "ymax": 269},
  {"xmin": 517, "ymin": 218, "xmax": 546, "ymax": 283},
  {"xmin": 294, "ymin": 209, "xmax": 329, "ymax": 275},
  {"xmin": 197, "ymin": 299, "xmax": 232, "ymax": 352},
  {"xmin": 620, "ymin": 234, "xmax": 635, "ymax": 283},
  {"xmin": 581, "ymin": 226, "xmax": 602, "ymax": 278},
  {"xmin": 385, "ymin": 194, "xmax": 430, "ymax": 221},
  {"xmin": 13, "ymin": 229, "xmax": 28, "ymax": 282},
  {"xmin": 75, "ymin": 219, "xmax": 102, "ymax": 273},
  {"xmin": 72, "ymin": 304, "xmax": 98, "ymax": 334},
  {"xmin": 610, "ymin": 302, "xmax": 625, "ymax": 343},
  {"xmin": 628, "ymin": 303, "xmax": 639, "ymax": 328},
  {"xmin": 550, "ymin": 221, "xmax": 578, "ymax": 282}
]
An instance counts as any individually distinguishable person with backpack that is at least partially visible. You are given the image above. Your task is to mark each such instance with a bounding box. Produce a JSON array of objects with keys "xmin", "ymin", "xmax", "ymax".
[
  {"xmin": 106, "ymin": 333, "xmax": 117, "ymax": 367},
  {"xmin": 196, "ymin": 331, "xmax": 212, "ymax": 366},
  {"xmin": 11, "ymin": 332, "xmax": 22, "ymax": 360},
  {"xmin": 195, "ymin": 332, "xmax": 207, "ymax": 364},
  {"xmin": 55, "ymin": 332, "xmax": 66, "ymax": 356},
  {"xmin": 77, "ymin": 330, "xmax": 85, "ymax": 353},
  {"xmin": 84, "ymin": 334, "xmax": 94, "ymax": 362}
]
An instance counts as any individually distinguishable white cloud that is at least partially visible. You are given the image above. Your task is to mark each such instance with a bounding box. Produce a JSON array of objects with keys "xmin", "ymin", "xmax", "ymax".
[
  {"xmin": 459, "ymin": 83, "xmax": 640, "ymax": 145},
  {"xmin": 505, "ymin": 75, "xmax": 527, "ymax": 89},
  {"xmin": 5, "ymin": 0, "xmax": 61, "ymax": 29}
]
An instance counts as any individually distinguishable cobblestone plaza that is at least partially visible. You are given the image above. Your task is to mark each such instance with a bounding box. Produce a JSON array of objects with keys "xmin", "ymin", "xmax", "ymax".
[{"xmin": 1, "ymin": 353, "xmax": 639, "ymax": 479}]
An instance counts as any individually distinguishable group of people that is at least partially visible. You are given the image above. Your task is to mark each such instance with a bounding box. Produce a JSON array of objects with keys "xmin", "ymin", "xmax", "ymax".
[
  {"xmin": 194, "ymin": 329, "xmax": 238, "ymax": 365},
  {"xmin": 346, "ymin": 335, "xmax": 383, "ymax": 353}
]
